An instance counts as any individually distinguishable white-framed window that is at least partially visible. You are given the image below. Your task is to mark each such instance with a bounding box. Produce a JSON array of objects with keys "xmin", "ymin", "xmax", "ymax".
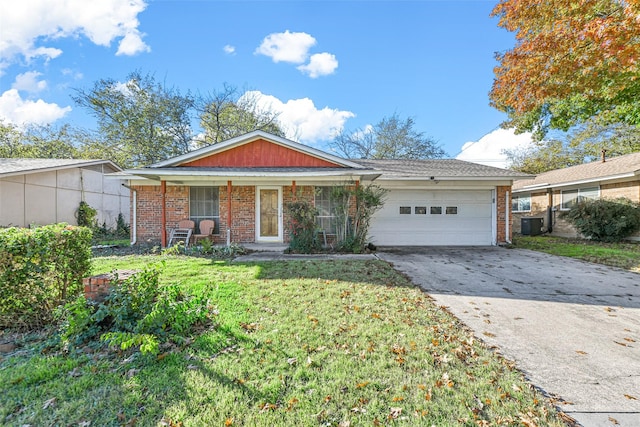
[
  {"xmin": 315, "ymin": 187, "xmax": 337, "ymax": 233},
  {"xmin": 190, "ymin": 186, "xmax": 219, "ymax": 233},
  {"xmin": 511, "ymin": 194, "xmax": 531, "ymax": 213},
  {"xmin": 561, "ymin": 187, "xmax": 599, "ymax": 210}
]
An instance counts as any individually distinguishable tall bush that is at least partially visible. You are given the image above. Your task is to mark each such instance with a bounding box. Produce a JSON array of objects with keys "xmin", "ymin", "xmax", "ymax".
[
  {"xmin": 331, "ymin": 183, "xmax": 387, "ymax": 252},
  {"xmin": 285, "ymin": 200, "xmax": 321, "ymax": 253},
  {"xmin": 0, "ymin": 224, "xmax": 92, "ymax": 329},
  {"xmin": 563, "ymin": 197, "xmax": 640, "ymax": 242}
]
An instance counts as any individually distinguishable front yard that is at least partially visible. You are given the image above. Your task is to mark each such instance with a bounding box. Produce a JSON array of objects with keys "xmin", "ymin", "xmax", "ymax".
[
  {"xmin": 1, "ymin": 256, "xmax": 568, "ymax": 426},
  {"xmin": 512, "ymin": 235, "xmax": 640, "ymax": 273}
]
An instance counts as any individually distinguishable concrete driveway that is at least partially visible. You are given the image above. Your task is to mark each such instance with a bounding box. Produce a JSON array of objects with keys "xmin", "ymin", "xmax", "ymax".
[{"xmin": 376, "ymin": 246, "xmax": 640, "ymax": 427}]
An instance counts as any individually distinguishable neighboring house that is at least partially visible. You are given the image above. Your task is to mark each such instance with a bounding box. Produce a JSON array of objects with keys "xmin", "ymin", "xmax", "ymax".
[
  {"xmin": 0, "ymin": 158, "xmax": 130, "ymax": 229},
  {"xmin": 511, "ymin": 151, "xmax": 640, "ymax": 240},
  {"xmin": 118, "ymin": 131, "xmax": 530, "ymax": 247}
]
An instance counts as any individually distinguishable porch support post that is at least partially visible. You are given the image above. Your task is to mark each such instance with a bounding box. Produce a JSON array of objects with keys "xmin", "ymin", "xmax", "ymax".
[
  {"xmin": 292, "ymin": 180, "xmax": 296, "ymax": 201},
  {"xmin": 227, "ymin": 180, "xmax": 232, "ymax": 245},
  {"xmin": 161, "ymin": 180, "xmax": 167, "ymax": 247}
]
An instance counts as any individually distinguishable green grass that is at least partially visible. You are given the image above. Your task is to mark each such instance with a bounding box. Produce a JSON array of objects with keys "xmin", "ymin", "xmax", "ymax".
[
  {"xmin": 512, "ymin": 235, "xmax": 640, "ymax": 272},
  {"xmin": 1, "ymin": 256, "xmax": 567, "ymax": 426}
]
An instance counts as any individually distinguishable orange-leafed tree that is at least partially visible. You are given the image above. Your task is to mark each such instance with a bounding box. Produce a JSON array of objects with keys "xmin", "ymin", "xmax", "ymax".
[{"xmin": 490, "ymin": 0, "xmax": 640, "ymax": 139}]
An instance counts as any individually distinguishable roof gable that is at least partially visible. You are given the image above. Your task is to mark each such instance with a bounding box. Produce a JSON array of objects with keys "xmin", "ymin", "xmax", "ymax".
[
  {"xmin": 181, "ymin": 138, "xmax": 339, "ymax": 168},
  {"xmin": 513, "ymin": 152, "xmax": 640, "ymax": 191},
  {"xmin": 151, "ymin": 131, "xmax": 364, "ymax": 169}
]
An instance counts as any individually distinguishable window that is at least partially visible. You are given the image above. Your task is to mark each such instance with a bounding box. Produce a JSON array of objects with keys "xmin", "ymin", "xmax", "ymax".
[
  {"xmin": 446, "ymin": 206, "xmax": 458, "ymax": 215},
  {"xmin": 190, "ymin": 187, "xmax": 219, "ymax": 233},
  {"xmin": 430, "ymin": 206, "xmax": 442, "ymax": 215},
  {"xmin": 511, "ymin": 194, "xmax": 531, "ymax": 212},
  {"xmin": 315, "ymin": 187, "xmax": 337, "ymax": 233},
  {"xmin": 561, "ymin": 187, "xmax": 599, "ymax": 210},
  {"xmin": 415, "ymin": 206, "xmax": 427, "ymax": 215},
  {"xmin": 399, "ymin": 206, "xmax": 411, "ymax": 215}
]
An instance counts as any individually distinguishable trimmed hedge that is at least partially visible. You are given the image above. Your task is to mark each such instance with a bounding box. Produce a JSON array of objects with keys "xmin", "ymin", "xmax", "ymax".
[{"xmin": 0, "ymin": 224, "xmax": 92, "ymax": 329}]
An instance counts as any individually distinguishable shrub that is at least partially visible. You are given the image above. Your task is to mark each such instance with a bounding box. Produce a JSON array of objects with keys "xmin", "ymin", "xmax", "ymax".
[
  {"xmin": 0, "ymin": 224, "xmax": 92, "ymax": 329},
  {"xmin": 331, "ymin": 183, "xmax": 387, "ymax": 252},
  {"xmin": 76, "ymin": 201, "xmax": 97, "ymax": 228},
  {"xmin": 563, "ymin": 197, "xmax": 640, "ymax": 242},
  {"xmin": 59, "ymin": 264, "xmax": 213, "ymax": 355},
  {"xmin": 286, "ymin": 200, "xmax": 321, "ymax": 253}
]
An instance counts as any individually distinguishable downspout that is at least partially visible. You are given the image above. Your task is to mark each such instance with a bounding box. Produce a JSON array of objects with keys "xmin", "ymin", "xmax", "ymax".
[
  {"xmin": 505, "ymin": 190, "xmax": 511, "ymax": 244},
  {"xmin": 121, "ymin": 183, "xmax": 137, "ymax": 245}
]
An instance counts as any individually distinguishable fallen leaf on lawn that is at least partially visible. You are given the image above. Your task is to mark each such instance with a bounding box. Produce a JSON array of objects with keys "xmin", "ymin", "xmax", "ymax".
[
  {"xmin": 78, "ymin": 421, "xmax": 91, "ymax": 427},
  {"xmin": 42, "ymin": 397, "xmax": 56, "ymax": 410},
  {"xmin": 609, "ymin": 416, "xmax": 619, "ymax": 425},
  {"xmin": 388, "ymin": 407, "xmax": 403, "ymax": 419},
  {"xmin": 624, "ymin": 394, "xmax": 638, "ymax": 400},
  {"xmin": 126, "ymin": 368, "xmax": 139, "ymax": 378},
  {"xmin": 240, "ymin": 322, "xmax": 258, "ymax": 332},
  {"xmin": 338, "ymin": 421, "xmax": 350, "ymax": 427},
  {"xmin": 575, "ymin": 350, "xmax": 588, "ymax": 355},
  {"xmin": 512, "ymin": 384, "xmax": 522, "ymax": 392},
  {"xmin": 518, "ymin": 413, "xmax": 537, "ymax": 427},
  {"xmin": 483, "ymin": 331, "xmax": 496, "ymax": 338},
  {"xmin": 117, "ymin": 412, "xmax": 126, "ymax": 422},
  {"xmin": 425, "ymin": 389, "xmax": 432, "ymax": 401},
  {"xmin": 68, "ymin": 367, "xmax": 82, "ymax": 377},
  {"xmin": 356, "ymin": 381, "xmax": 369, "ymax": 389},
  {"xmin": 392, "ymin": 396, "xmax": 404, "ymax": 402},
  {"xmin": 371, "ymin": 313, "xmax": 382, "ymax": 319},
  {"xmin": 324, "ymin": 395, "xmax": 332, "ymax": 403},
  {"xmin": 225, "ymin": 418, "xmax": 233, "ymax": 426},
  {"xmin": 287, "ymin": 357, "xmax": 297, "ymax": 365}
]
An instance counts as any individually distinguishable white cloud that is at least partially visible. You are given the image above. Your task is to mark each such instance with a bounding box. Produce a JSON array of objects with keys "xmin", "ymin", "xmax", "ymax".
[
  {"xmin": 456, "ymin": 128, "xmax": 534, "ymax": 169},
  {"xmin": 297, "ymin": 52, "xmax": 338, "ymax": 78},
  {"xmin": 0, "ymin": 0, "xmax": 149, "ymax": 70},
  {"xmin": 243, "ymin": 90, "xmax": 355, "ymax": 144},
  {"xmin": 12, "ymin": 71, "xmax": 47, "ymax": 93},
  {"xmin": 255, "ymin": 30, "xmax": 316, "ymax": 63},
  {"xmin": 0, "ymin": 89, "xmax": 71, "ymax": 126},
  {"xmin": 116, "ymin": 31, "xmax": 150, "ymax": 56},
  {"xmin": 223, "ymin": 45, "xmax": 236, "ymax": 55}
]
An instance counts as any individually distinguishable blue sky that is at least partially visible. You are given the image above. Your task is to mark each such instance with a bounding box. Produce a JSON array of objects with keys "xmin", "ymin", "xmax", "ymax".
[{"xmin": 0, "ymin": 0, "xmax": 535, "ymax": 167}]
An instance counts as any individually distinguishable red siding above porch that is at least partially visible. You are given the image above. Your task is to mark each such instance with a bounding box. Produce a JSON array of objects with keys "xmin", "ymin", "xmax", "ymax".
[{"xmin": 181, "ymin": 139, "xmax": 341, "ymax": 168}]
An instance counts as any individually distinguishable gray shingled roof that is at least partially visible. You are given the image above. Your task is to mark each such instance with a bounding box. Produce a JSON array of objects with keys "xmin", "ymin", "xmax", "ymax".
[
  {"xmin": 355, "ymin": 159, "xmax": 531, "ymax": 179},
  {"xmin": 512, "ymin": 152, "xmax": 640, "ymax": 192},
  {"xmin": 0, "ymin": 158, "xmax": 121, "ymax": 177}
]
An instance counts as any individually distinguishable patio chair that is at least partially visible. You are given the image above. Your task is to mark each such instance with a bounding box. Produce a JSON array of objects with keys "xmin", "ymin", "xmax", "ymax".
[
  {"xmin": 193, "ymin": 219, "xmax": 215, "ymax": 245},
  {"xmin": 168, "ymin": 219, "xmax": 195, "ymax": 248}
]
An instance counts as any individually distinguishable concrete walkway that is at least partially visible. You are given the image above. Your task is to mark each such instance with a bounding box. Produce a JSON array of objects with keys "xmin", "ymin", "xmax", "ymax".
[{"xmin": 376, "ymin": 246, "xmax": 640, "ymax": 427}]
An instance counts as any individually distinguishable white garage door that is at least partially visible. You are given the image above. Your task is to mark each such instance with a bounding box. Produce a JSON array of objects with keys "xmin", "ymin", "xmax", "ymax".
[{"xmin": 369, "ymin": 190, "xmax": 494, "ymax": 246}]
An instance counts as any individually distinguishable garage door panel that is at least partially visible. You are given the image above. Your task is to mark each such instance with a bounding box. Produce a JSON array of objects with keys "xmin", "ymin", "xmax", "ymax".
[{"xmin": 370, "ymin": 190, "xmax": 494, "ymax": 246}]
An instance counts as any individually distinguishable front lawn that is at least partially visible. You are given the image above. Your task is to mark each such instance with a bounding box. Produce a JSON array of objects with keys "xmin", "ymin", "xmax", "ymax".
[
  {"xmin": 512, "ymin": 235, "xmax": 640, "ymax": 272},
  {"xmin": 1, "ymin": 256, "xmax": 567, "ymax": 426}
]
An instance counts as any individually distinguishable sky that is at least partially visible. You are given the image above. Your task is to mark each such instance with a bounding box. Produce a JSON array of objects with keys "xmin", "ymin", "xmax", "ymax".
[{"xmin": 0, "ymin": 0, "xmax": 535, "ymax": 168}]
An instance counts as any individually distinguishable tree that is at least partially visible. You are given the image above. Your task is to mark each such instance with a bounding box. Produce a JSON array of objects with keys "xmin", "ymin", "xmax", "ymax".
[
  {"xmin": 330, "ymin": 113, "xmax": 446, "ymax": 159},
  {"xmin": 490, "ymin": 0, "xmax": 640, "ymax": 139},
  {"xmin": 505, "ymin": 120, "xmax": 640, "ymax": 173},
  {"xmin": 197, "ymin": 84, "xmax": 285, "ymax": 145},
  {"xmin": 0, "ymin": 122, "xmax": 79, "ymax": 159},
  {"xmin": 73, "ymin": 71, "xmax": 194, "ymax": 167}
]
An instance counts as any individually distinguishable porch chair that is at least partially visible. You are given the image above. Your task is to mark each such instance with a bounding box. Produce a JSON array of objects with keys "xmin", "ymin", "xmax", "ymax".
[
  {"xmin": 168, "ymin": 219, "xmax": 195, "ymax": 248},
  {"xmin": 193, "ymin": 219, "xmax": 215, "ymax": 245}
]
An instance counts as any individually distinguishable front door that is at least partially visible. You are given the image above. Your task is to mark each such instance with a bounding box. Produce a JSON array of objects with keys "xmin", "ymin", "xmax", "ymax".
[{"xmin": 256, "ymin": 187, "xmax": 282, "ymax": 242}]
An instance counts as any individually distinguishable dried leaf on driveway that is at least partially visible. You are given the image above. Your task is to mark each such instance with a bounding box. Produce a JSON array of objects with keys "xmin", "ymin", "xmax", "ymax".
[{"xmin": 624, "ymin": 394, "xmax": 638, "ymax": 400}]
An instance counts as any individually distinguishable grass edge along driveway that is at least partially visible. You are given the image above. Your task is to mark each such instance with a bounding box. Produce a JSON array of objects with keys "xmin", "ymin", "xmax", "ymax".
[{"xmin": 1, "ymin": 257, "xmax": 570, "ymax": 426}]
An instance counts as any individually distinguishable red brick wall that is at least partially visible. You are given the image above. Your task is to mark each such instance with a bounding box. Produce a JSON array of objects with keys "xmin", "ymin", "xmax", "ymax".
[
  {"xmin": 132, "ymin": 185, "xmax": 162, "ymax": 244},
  {"xmin": 218, "ymin": 185, "xmax": 256, "ymax": 243}
]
